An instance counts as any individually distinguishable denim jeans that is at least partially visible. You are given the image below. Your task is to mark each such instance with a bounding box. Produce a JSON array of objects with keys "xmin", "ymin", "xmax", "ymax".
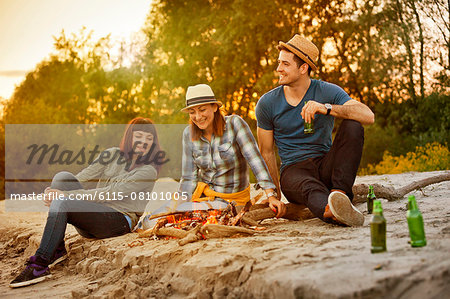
[
  {"xmin": 35, "ymin": 171, "xmax": 130, "ymax": 261},
  {"xmin": 280, "ymin": 120, "xmax": 364, "ymax": 221}
]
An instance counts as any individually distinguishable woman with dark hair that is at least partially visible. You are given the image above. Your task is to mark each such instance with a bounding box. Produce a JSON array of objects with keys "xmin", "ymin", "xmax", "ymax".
[
  {"xmin": 10, "ymin": 117, "xmax": 161, "ymax": 288},
  {"xmin": 179, "ymin": 84, "xmax": 286, "ymax": 212}
]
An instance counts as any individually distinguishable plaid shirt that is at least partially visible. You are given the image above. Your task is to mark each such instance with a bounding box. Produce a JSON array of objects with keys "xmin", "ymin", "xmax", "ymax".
[{"xmin": 179, "ymin": 115, "xmax": 275, "ymax": 199}]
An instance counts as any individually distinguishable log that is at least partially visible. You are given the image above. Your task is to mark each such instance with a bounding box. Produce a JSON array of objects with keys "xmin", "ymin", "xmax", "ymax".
[
  {"xmin": 157, "ymin": 227, "xmax": 188, "ymax": 239},
  {"xmin": 229, "ymin": 201, "xmax": 252, "ymax": 226},
  {"xmin": 352, "ymin": 172, "xmax": 450, "ymax": 202},
  {"xmin": 244, "ymin": 203, "xmax": 315, "ymax": 222},
  {"xmin": 138, "ymin": 227, "xmax": 188, "ymax": 239},
  {"xmin": 136, "ymin": 228, "xmax": 151, "ymax": 238},
  {"xmin": 241, "ymin": 216, "xmax": 260, "ymax": 227},
  {"xmin": 178, "ymin": 225, "xmax": 203, "ymax": 246},
  {"xmin": 200, "ymin": 224, "xmax": 256, "ymax": 239}
]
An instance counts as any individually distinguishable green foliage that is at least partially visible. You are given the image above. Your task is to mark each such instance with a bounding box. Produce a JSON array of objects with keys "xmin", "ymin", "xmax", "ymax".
[
  {"xmin": 4, "ymin": 29, "xmax": 148, "ymax": 125},
  {"xmin": 360, "ymin": 93, "xmax": 450, "ymax": 169},
  {"xmin": 5, "ymin": 59, "xmax": 91, "ymax": 123},
  {"xmin": 413, "ymin": 93, "xmax": 450, "ymax": 145},
  {"xmin": 141, "ymin": 0, "xmax": 288, "ymax": 124},
  {"xmin": 360, "ymin": 142, "xmax": 450, "ymax": 175},
  {"xmin": 360, "ymin": 123, "xmax": 416, "ymax": 168}
]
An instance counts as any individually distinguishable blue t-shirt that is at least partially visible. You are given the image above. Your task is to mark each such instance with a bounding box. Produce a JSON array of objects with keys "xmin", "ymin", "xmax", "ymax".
[{"xmin": 255, "ymin": 79, "xmax": 351, "ymax": 172}]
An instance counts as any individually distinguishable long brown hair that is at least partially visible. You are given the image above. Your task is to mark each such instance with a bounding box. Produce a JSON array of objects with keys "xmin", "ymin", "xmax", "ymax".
[
  {"xmin": 189, "ymin": 104, "xmax": 226, "ymax": 141},
  {"xmin": 119, "ymin": 117, "xmax": 161, "ymax": 173}
]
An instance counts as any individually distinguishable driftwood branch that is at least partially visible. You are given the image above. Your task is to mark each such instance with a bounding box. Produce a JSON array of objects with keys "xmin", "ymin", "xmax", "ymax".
[
  {"xmin": 244, "ymin": 203, "xmax": 315, "ymax": 223},
  {"xmin": 178, "ymin": 225, "xmax": 203, "ymax": 246},
  {"xmin": 353, "ymin": 172, "xmax": 450, "ymax": 202},
  {"xmin": 230, "ymin": 201, "xmax": 252, "ymax": 226},
  {"xmin": 201, "ymin": 224, "xmax": 256, "ymax": 239},
  {"xmin": 138, "ymin": 227, "xmax": 188, "ymax": 239}
]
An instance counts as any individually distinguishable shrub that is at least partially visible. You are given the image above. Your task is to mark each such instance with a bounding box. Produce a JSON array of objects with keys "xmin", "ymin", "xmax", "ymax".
[{"xmin": 360, "ymin": 142, "xmax": 450, "ymax": 175}]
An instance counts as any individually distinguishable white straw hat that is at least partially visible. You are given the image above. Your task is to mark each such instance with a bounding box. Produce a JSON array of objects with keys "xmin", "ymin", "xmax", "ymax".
[{"xmin": 181, "ymin": 84, "xmax": 223, "ymax": 112}]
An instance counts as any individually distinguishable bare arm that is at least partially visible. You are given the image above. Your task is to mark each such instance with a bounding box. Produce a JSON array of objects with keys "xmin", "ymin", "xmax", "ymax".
[
  {"xmin": 302, "ymin": 100, "xmax": 375, "ymax": 125},
  {"xmin": 256, "ymin": 127, "xmax": 286, "ymax": 217},
  {"xmin": 257, "ymin": 127, "xmax": 281, "ymax": 199}
]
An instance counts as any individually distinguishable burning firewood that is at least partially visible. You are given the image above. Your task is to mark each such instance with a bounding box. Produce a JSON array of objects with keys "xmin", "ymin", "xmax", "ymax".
[
  {"xmin": 137, "ymin": 199, "xmax": 316, "ymax": 246},
  {"xmin": 136, "ymin": 200, "xmax": 263, "ymax": 245},
  {"xmin": 229, "ymin": 201, "xmax": 252, "ymax": 226}
]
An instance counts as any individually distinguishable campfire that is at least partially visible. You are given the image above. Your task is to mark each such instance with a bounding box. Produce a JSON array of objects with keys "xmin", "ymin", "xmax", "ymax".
[{"xmin": 136, "ymin": 195, "xmax": 314, "ymax": 246}]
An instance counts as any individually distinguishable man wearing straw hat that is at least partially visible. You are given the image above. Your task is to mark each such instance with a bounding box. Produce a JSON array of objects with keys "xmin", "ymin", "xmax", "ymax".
[{"xmin": 255, "ymin": 34, "xmax": 374, "ymax": 226}]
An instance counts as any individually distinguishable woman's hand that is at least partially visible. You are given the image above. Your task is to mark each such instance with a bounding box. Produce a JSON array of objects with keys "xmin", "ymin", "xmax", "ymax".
[
  {"xmin": 268, "ymin": 197, "xmax": 286, "ymax": 218},
  {"xmin": 43, "ymin": 187, "xmax": 65, "ymax": 207}
]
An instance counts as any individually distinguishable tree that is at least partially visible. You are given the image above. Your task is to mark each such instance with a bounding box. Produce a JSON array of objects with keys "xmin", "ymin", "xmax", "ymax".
[{"xmin": 4, "ymin": 28, "xmax": 147, "ymax": 125}]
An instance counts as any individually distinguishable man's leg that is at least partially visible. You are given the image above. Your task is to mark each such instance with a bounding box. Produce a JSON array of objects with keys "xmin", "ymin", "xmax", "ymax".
[
  {"xmin": 318, "ymin": 119, "xmax": 365, "ymax": 226},
  {"xmin": 280, "ymin": 159, "xmax": 330, "ymax": 221},
  {"xmin": 319, "ymin": 119, "xmax": 364, "ymax": 200}
]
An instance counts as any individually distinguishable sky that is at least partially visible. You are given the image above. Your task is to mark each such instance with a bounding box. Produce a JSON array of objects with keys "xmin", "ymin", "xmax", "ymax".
[{"xmin": 0, "ymin": 0, "xmax": 152, "ymax": 99}]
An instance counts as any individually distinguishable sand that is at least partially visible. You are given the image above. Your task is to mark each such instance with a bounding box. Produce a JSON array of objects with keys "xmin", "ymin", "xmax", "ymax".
[{"xmin": 1, "ymin": 170, "xmax": 449, "ymax": 298}]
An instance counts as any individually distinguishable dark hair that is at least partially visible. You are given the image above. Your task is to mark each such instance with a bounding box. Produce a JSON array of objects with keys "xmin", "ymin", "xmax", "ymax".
[
  {"xmin": 119, "ymin": 117, "xmax": 161, "ymax": 173},
  {"xmin": 277, "ymin": 45, "xmax": 312, "ymax": 75},
  {"xmin": 189, "ymin": 104, "xmax": 226, "ymax": 141}
]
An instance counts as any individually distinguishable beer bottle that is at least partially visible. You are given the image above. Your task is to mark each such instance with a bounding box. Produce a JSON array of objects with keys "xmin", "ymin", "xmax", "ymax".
[
  {"xmin": 304, "ymin": 101, "xmax": 314, "ymax": 134},
  {"xmin": 370, "ymin": 200, "xmax": 386, "ymax": 253},
  {"xmin": 407, "ymin": 195, "xmax": 427, "ymax": 247},
  {"xmin": 367, "ymin": 185, "xmax": 376, "ymax": 214}
]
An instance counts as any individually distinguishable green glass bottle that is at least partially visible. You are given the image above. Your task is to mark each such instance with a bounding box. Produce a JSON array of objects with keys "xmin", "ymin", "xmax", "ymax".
[
  {"xmin": 370, "ymin": 200, "xmax": 386, "ymax": 253},
  {"xmin": 304, "ymin": 101, "xmax": 314, "ymax": 134},
  {"xmin": 367, "ymin": 185, "xmax": 376, "ymax": 214},
  {"xmin": 407, "ymin": 195, "xmax": 427, "ymax": 247}
]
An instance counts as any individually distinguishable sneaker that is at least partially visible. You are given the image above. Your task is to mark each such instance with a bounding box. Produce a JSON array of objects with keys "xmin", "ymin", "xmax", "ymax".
[
  {"xmin": 326, "ymin": 191, "xmax": 364, "ymax": 227},
  {"xmin": 49, "ymin": 246, "xmax": 67, "ymax": 268},
  {"xmin": 9, "ymin": 256, "xmax": 52, "ymax": 288}
]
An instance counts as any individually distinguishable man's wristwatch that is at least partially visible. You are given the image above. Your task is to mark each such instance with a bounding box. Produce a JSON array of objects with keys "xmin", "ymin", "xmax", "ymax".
[
  {"xmin": 267, "ymin": 191, "xmax": 278, "ymax": 199},
  {"xmin": 325, "ymin": 103, "xmax": 332, "ymax": 115}
]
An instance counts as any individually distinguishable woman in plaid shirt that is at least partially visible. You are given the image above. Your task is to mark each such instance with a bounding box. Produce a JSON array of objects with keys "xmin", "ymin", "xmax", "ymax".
[{"xmin": 179, "ymin": 84, "xmax": 286, "ymax": 217}]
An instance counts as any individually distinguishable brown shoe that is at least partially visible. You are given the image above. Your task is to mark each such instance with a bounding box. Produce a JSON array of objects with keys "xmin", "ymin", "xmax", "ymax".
[{"xmin": 327, "ymin": 191, "xmax": 364, "ymax": 227}]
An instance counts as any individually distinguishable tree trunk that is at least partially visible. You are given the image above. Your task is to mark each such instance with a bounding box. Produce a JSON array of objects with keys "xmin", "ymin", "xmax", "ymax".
[{"xmin": 410, "ymin": 0, "xmax": 424, "ymax": 99}]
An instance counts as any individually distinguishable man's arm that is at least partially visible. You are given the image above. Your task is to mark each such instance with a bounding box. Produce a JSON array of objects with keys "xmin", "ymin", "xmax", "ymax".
[
  {"xmin": 257, "ymin": 127, "xmax": 281, "ymax": 199},
  {"xmin": 302, "ymin": 100, "xmax": 375, "ymax": 125}
]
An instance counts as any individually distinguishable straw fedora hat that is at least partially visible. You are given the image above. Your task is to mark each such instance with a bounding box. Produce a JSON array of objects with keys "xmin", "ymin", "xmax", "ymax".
[
  {"xmin": 278, "ymin": 34, "xmax": 319, "ymax": 71},
  {"xmin": 181, "ymin": 84, "xmax": 223, "ymax": 112}
]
